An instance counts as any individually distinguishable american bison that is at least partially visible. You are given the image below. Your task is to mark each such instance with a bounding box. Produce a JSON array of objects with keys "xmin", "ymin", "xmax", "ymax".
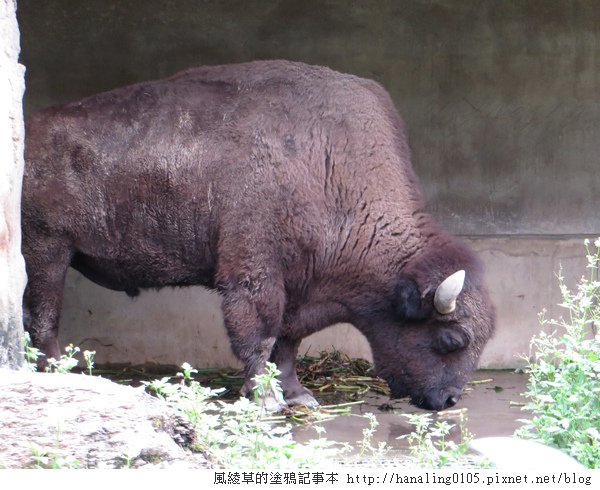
[{"xmin": 22, "ymin": 60, "xmax": 495, "ymax": 411}]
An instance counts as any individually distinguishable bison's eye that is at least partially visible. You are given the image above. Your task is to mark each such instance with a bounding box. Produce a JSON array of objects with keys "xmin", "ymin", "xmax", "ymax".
[{"xmin": 433, "ymin": 327, "xmax": 470, "ymax": 354}]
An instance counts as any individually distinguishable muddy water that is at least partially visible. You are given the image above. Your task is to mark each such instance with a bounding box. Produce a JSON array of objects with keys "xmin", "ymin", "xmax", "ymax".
[{"xmin": 293, "ymin": 370, "xmax": 530, "ymax": 451}]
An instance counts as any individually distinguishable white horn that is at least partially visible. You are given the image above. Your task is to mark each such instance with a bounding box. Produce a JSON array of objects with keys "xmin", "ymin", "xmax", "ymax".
[{"xmin": 434, "ymin": 270, "xmax": 465, "ymax": 314}]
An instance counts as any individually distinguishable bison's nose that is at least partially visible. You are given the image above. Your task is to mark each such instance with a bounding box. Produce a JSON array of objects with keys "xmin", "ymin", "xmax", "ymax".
[
  {"xmin": 418, "ymin": 387, "xmax": 463, "ymax": 410},
  {"xmin": 443, "ymin": 388, "xmax": 462, "ymax": 409},
  {"xmin": 445, "ymin": 394, "xmax": 459, "ymax": 408}
]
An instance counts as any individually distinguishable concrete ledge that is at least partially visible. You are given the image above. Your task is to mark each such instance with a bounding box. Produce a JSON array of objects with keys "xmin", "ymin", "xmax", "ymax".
[{"xmin": 57, "ymin": 237, "xmax": 594, "ymax": 369}]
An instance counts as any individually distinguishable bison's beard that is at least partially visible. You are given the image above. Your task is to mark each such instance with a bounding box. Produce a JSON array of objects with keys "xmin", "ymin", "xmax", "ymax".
[{"xmin": 380, "ymin": 374, "xmax": 410, "ymax": 400}]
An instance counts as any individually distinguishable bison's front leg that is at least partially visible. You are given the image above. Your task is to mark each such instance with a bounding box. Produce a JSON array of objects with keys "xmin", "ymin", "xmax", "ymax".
[
  {"xmin": 220, "ymin": 278, "xmax": 288, "ymax": 412},
  {"xmin": 272, "ymin": 301, "xmax": 350, "ymax": 408},
  {"xmin": 270, "ymin": 336, "xmax": 319, "ymax": 408}
]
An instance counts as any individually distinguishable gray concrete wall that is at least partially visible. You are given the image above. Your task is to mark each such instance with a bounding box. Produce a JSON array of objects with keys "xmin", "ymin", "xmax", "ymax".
[
  {"xmin": 0, "ymin": 0, "xmax": 26, "ymax": 368},
  {"xmin": 17, "ymin": 1, "xmax": 600, "ymax": 369}
]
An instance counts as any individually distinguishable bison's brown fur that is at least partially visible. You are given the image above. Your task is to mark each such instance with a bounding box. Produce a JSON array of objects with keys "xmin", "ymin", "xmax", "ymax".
[{"xmin": 23, "ymin": 61, "xmax": 494, "ymax": 410}]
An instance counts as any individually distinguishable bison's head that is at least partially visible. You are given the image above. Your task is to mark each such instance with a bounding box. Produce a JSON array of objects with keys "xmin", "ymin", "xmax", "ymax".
[{"xmin": 358, "ymin": 245, "xmax": 495, "ymax": 410}]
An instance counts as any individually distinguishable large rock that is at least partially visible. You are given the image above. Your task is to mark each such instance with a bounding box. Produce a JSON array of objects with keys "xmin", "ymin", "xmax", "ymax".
[{"xmin": 0, "ymin": 370, "xmax": 208, "ymax": 468}]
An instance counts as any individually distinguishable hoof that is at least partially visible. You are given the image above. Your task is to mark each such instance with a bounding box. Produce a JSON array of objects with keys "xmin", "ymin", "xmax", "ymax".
[
  {"xmin": 259, "ymin": 393, "xmax": 289, "ymax": 414},
  {"xmin": 242, "ymin": 380, "xmax": 289, "ymax": 413},
  {"xmin": 285, "ymin": 391, "xmax": 320, "ymax": 409}
]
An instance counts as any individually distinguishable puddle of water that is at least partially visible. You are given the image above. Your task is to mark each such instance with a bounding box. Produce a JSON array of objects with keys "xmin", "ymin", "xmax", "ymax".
[{"xmin": 293, "ymin": 370, "xmax": 530, "ymax": 452}]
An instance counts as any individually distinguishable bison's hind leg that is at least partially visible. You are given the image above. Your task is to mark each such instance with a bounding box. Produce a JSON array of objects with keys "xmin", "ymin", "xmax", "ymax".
[{"xmin": 22, "ymin": 235, "xmax": 73, "ymax": 367}]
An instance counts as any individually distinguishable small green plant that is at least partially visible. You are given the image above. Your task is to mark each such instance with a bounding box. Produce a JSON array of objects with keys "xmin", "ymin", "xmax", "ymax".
[
  {"xmin": 516, "ymin": 238, "xmax": 600, "ymax": 469},
  {"xmin": 29, "ymin": 424, "xmax": 80, "ymax": 469},
  {"xmin": 22, "ymin": 331, "xmax": 44, "ymax": 371},
  {"xmin": 358, "ymin": 412, "xmax": 389, "ymax": 459},
  {"xmin": 46, "ymin": 344, "xmax": 81, "ymax": 373},
  {"xmin": 83, "ymin": 350, "xmax": 96, "ymax": 376},
  {"xmin": 21, "ymin": 340, "xmax": 95, "ymax": 469},
  {"xmin": 400, "ymin": 409, "xmax": 478, "ymax": 468},
  {"xmin": 30, "ymin": 443, "xmax": 80, "ymax": 469},
  {"xmin": 252, "ymin": 363, "xmax": 286, "ymax": 412},
  {"xmin": 144, "ymin": 361, "xmax": 352, "ymax": 468},
  {"xmin": 21, "ymin": 335, "xmax": 96, "ymax": 376}
]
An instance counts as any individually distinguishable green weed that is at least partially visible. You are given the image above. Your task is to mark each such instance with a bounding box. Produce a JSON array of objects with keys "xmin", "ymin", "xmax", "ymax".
[
  {"xmin": 358, "ymin": 412, "xmax": 389, "ymax": 459},
  {"xmin": 83, "ymin": 350, "xmax": 95, "ymax": 376},
  {"xmin": 400, "ymin": 409, "xmax": 484, "ymax": 468},
  {"xmin": 21, "ymin": 334, "xmax": 96, "ymax": 375},
  {"xmin": 22, "ymin": 331, "xmax": 44, "ymax": 371},
  {"xmin": 29, "ymin": 424, "xmax": 79, "ymax": 469},
  {"xmin": 144, "ymin": 361, "xmax": 349, "ymax": 468},
  {"xmin": 516, "ymin": 238, "xmax": 600, "ymax": 468},
  {"xmin": 21, "ymin": 340, "xmax": 95, "ymax": 469},
  {"xmin": 47, "ymin": 344, "xmax": 81, "ymax": 373}
]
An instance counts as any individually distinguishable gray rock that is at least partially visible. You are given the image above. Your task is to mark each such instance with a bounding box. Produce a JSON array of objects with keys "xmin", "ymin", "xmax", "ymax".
[
  {"xmin": 0, "ymin": 369, "xmax": 208, "ymax": 468},
  {"xmin": 470, "ymin": 436, "xmax": 585, "ymax": 469}
]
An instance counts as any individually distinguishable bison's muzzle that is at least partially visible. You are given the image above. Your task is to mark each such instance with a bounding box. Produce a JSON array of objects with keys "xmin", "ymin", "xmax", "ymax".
[{"xmin": 384, "ymin": 374, "xmax": 464, "ymax": 411}]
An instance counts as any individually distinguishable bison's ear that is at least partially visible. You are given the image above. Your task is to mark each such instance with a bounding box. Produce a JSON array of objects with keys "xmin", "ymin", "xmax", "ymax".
[{"xmin": 395, "ymin": 278, "xmax": 427, "ymax": 321}]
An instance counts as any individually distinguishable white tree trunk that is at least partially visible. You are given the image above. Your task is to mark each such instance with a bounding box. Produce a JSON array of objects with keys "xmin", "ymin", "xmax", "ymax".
[{"xmin": 0, "ymin": 0, "xmax": 26, "ymax": 369}]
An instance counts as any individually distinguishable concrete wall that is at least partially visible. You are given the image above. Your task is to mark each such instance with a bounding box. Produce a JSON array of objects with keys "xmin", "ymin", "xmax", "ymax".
[
  {"xmin": 17, "ymin": 1, "xmax": 600, "ymax": 369},
  {"xmin": 0, "ymin": 0, "xmax": 26, "ymax": 368}
]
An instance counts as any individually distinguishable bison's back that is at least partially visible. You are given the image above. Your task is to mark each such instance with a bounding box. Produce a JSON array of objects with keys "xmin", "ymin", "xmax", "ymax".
[{"xmin": 23, "ymin": 60, "xmax": 423, "ymax": 291}]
